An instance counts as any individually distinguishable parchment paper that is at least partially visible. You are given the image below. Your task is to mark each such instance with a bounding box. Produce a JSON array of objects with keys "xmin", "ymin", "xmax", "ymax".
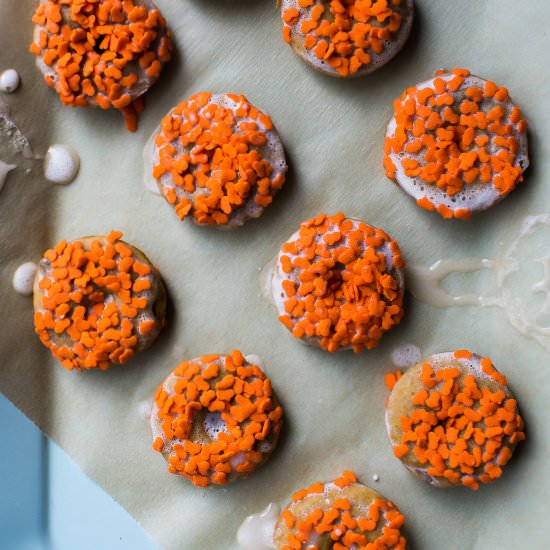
[{"xmin": 1, "ymin": 1, "xmax": 549, "ymax": 548}]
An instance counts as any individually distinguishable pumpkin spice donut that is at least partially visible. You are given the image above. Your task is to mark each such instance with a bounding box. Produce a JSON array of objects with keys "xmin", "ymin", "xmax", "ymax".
[
  {"xmin": 150, "ymin": 351, "xmax": 284, "ymax": 487},
  {"xmin": 384, "ymin": 68, "xmax": 529, "ymax": 219},
  {"xmin": 151, "ymin": 92, "xmax": 287, "ymax": 227},
  {"xmin": 274, "ymin": 471, "xmax": 407, "ymax": 549},
  {"xmin": 272, "ymin": 213, "xmax": 405, "ymax": 352},
  {"xmin": 281, "ymin": 0, "xmax": 414, "ymax": 78},
  {"xmin": 33, "ymin": 230, "xmax": 166, "ymax": 371},
  {"xmin": 29, "ymin": 0, "xmax": 172, "ymax": 131},
  {"xmin": 385, "ymin": 350, "xmax": 526, "ymax": 490}
]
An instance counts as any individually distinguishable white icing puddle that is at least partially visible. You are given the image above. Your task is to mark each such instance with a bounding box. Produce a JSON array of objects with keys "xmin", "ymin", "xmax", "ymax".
[
  {"xmin": 12, "ymin": 262, "xmax": 37, "ymax": 296},
  {"xmin": 407, "ymin": 214, "xmax": 550, "ymax": 351},
  {"xmin": 0, "ymin": 159, "xmax": 16, "ymax": 192},
  {"xmin": 0, "ymin": 69, "xmax": 20, "ymax": 93},
  {"xmin": 44, "ymin": 144, "xmax": 80, "ymax": 184},
  {"xmin": 391, "ymin": 343, "xmax": 422, "ymax": 368},
  {"xmin": 0, "ymin": 99, "xmax": 34, "ymax": 159},
  {"xmin": 237, "ymin": 502, "xmax": 279, "ymax": 550}
]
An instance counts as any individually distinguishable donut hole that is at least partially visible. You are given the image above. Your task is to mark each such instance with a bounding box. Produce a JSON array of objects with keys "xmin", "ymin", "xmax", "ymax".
[
  {"xmin": 203, "ymin": 411, "xmax": 229, "ymax": 441},
  {"xmin": 190, "ymin": 410, "xmax": 229, "ymax": 444}
]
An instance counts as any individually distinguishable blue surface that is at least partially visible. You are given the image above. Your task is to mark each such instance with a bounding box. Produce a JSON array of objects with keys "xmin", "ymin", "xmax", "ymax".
[{"xmin": 0, "ymin": 395, "xmax": 158, "ymax": 550}]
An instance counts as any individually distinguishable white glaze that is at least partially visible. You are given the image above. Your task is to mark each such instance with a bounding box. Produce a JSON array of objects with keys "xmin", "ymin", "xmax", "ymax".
[
  {"xmin": 407, "ymin": 214, "xmax": 550, "ymax": 351},
  {"xmin": 237, "ymin": 502, "xmax": 279, "ymax": 550},
  {"xmin": 0, "ymin": 99, "xmax": 34, "ymax": 159},
  {"xmin": 0, "ymin": 159, "xmax": 16, "ymax": 192},
  {"xmin": 0, "ymin": 69, "xmax": 20, "ymax": 93},
  {"xmin": 44, "ymin": 144, "xmax": 80, "ymax": 184},
  {"xmin": 372, "ymin": 474, "xmax": 380, "ymax": 482},
  {"xmin": 12, "ymin": 262, "xmax": 38, "ymax": 296},
  {"xmin": 142, "ymin": 127, "xmax": 162, "ymax": 195},
  {"xmin": 391, "ymin": 343, "xmax": 422, "ymax": 368}
]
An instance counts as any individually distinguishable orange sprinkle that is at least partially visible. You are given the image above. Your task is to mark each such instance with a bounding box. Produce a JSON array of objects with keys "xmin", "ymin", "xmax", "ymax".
[
  {"xmin": 275, "ymin": 214, "xmax": 405, "ymax": 353},
  {"xmin": 153, "ymin": 93, "xmax": 286, "ymax": 226},
  {"xmin": 281, "ymin": 1, "xmax": 409, "ymax": 77},
  {"xmin": 279, "ymin": 473, "xmax": 406, "ymax": 549},
  {"xmin": 29, "ymin": 0, "xmax": 172, "ymax": 131},
  {"xmin": 151, "ymin": 353, "xmax": 283, "ymax": 487},
  {"xmin": 385, "ymin": 68, "xmax": 528, "ymax": 219},
  {"xmin": 388, "ymin": 352, "xmax": 525, "ymax": 489},
  {"xmin": 34, "ymin": 233, "xmax": 162, "ymax": 371}
]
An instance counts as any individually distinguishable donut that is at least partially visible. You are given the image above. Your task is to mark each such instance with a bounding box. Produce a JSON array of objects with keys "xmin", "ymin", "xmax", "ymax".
[
  {"xmin": 151, "ymin": 92, "xmax": 287, "ymax": 228},
  {"xmin": 281, "ymin": 0, "xmax": 414, "ymax": 78},
  {"xmin": 272, "ymin": 213, "xmax": 405, "ymax": 353},
  {"xmin": 384, "ymin": 68, "xmax": 529, "ymax": 219},
  {"xmin": 150, "ymin": 351, "xmax": 284, "ymax": 487},
  {"xmin": 274, "ymin": 471, "xmax": 407, "ymax": 549},
  {"xmin": 29, "ymin": 0, "xmax": 172, "ymax": 131},
  {"xmin": 33, "ymin": 230, "xmax": 166, "ymax": 371},
  {"xmin": 385, "ymin": 350, "xmax": 526, "ymax": 490}
]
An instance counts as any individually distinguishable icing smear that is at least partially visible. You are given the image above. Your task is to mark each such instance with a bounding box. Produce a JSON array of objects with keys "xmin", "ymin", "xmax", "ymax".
[
  {"xmin": 407, "ymin": 214, "xmax": 550, "ymax": 351},
  {"xmin": 237, "ymin": 503, "xmax": 279, "ymax": 550},
  {"xmin": 0, "ymin": 159, "xmax": 16, "ymax": 192}
]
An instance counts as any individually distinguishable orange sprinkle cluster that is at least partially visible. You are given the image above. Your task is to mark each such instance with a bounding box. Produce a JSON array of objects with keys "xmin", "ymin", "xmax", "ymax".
[
  {"xmin": 391, "ymin": 351, "xmax": 525, "ymax": 490},
  {"xmin": 153, "ymin": 92, "xmax": 286, "ymax": 226},
  {"xmin": 29, "ymin": 0, "xmax": 172, "ymax": 131},
  {"xmin": 282, "ymin": 0, "xmax": 406, "ymax": 77},
  {"xmin": 152, "ymin": 351, "xmax": 283, "ymax": 487},
  {"xmin": 277, "ymin": 213, "xmax": 405, "ymax": 352},
  {"xmin": 384, "ymin": 68, "xmax": 528, "ymax": 219},
  {"xmin": 280, "ymin": 472, "xmax": 406, "ymax": 549},
  {"xmin": 34, "ymin": 231, "xmax": 160, "ymax": 370}
]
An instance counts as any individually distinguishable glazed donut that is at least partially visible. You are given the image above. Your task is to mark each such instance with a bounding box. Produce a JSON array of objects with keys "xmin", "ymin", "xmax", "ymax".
[
  {"xmin": 151, "ymin": 92, "xmax": 287, "ymax": 227},
  {"xmin": 33, "ymin": 230, "xmax": 166, "ymax": 371},
  {"xmin": 385, "ymin": 350, "xmax": 526, "ymax": 490},
  {"xmin": 281, "ymin": 0, "xmax": 414, "ymax": 78},
  {"xmin": 29, "ymin": 0, "xmax": 172, "ymax": 131},
  {"xmin": 384, "ymin": 68, "xmax": 529, "ymax": 219},
  {"xmin": 274, "ymin": 471, "xmax": 407, "ymax": 549},
  {"xmin": 150, "ymin": 351, "xmax": 283, "ymax": 487},
  {"xmin": 272, "ymin": 213, "xmax": 405, "ymax": 353}
]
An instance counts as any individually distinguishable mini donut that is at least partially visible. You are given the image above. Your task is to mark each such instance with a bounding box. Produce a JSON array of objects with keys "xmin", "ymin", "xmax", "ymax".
[
  {"xmin": 150, "ymin": 351, "xmax": 284, "ymax": 487},
  {"xmin": 272, "ymin": 213, "xmax": 405, "ymax": 353},
  {"xmin": 385, "ymin": 350, "xmax": 526, "ymax": 490},
  {"xmin": 384, "ymin": 68, "xmax": 529, "ymax": 219},
  {"xmin": 274, "ymin": 471, "xmax": 407, "ymax": 549},
  {"xmin": 29, "ymin": 0, "xmax": 172, "ymax": 131},
  {"xmin": 33, "ymin": 230, "xmax": 166, "ymax": 371},
  {"xmin": 151, "ymin": 92, "xmax": 287, "ymax": 227},
  {"xmin": 281, "ymin": 0, "xmax": 414, "ymax": 78}
]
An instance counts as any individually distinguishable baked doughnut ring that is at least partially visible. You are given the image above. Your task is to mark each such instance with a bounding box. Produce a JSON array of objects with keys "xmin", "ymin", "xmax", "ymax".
[
  {"xmin": 385, "ymin": 350, "xmax": 526, "ymax": 490},
  {"xmin": 274, "ymin": 471, "xmax": 407, "ymax": 549},
  {"xmin": 150, "ymin": 351, "xmax": 284, "ymax": 487},
  {"xmin": 33, "ymin": 231, "xmax": 166, "ymax": 371},
  {"xmin": 281, "ymin": 0, "xmax": 414, "ymax": 78},
  {"xmin": 384, "ymin": 68, "xmax": 529, "ymax": 219},
  {"xmin": 151, "ymin": 92, "xmax": 287, "ymax": 227},
  {"xmin": 272, "ymin": 213, "xmax": 405, "ymax": 352},
  {"xmin": 29, "ymin": 0, "xmax": 172, "ymax": 131}
]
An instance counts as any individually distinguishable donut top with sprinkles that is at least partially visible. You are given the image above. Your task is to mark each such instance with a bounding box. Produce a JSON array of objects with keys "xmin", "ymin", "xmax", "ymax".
[
  {"xmin": 29, "ymin": 0, "xmax": 172, "ymax": 131},
  {"xmin": 274, "ymin": 213, "xmax": 405, "ymax": 353},
  {"xmin": 275, "ymin": 471, "xmax": 406, "ymax": 549},
  {"xmin": 34, "ymin": 231, "xmax": 164, "ymax": 370},
  {"xmin": 151, "ymin": 351, "xmax": 283, "ymax": 487},
  {"xmin": 384, "ymin": 68, "xmax": 529, "ymax": 219},
  {"xmin": 281, "ymin": 0, "xmax": 411, "ymax": 77},
  {"xmin": 152, "ymin": 92, "xmax": 287, "ymax": 226},
  {"xmin": 385, "ymin": 351, "xmax": 525, "ymax": 490}
]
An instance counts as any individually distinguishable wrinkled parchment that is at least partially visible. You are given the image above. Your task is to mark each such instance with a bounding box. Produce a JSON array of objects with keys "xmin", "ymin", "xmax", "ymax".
[{"xmin": 1, "ymin": 1, "xmax": 549, "ymax": 549}]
